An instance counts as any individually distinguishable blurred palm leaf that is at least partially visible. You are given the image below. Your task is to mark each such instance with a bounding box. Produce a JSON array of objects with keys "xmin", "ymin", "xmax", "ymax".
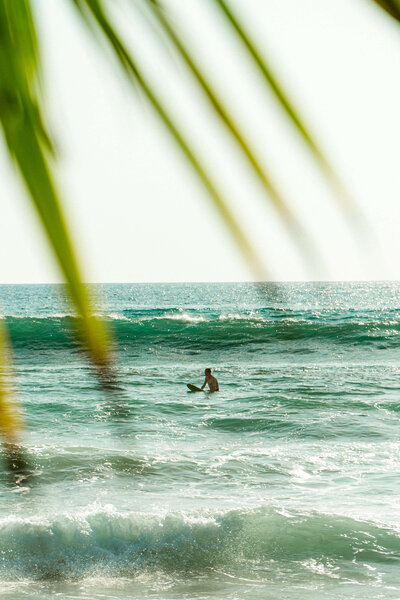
[
  {"xmin": 1, "ymin": 0, "xmax": 395, "ymax": 447},
  {"xmin": 0, "ymin": 317, "xmax": 30, "ymax": 480},
  {"xmin": 213, "ymin": 0, "xmax": 359, "ymax": 222},
  {"xmin": 71, "ymin": 0, "xmax": 363, "ymax": 271},
  {"xmin": 372, "ymin": 0, "xmax": 400, "ymax": 21},
  {"xmin": 0, "ymin": 318, "xmax": 23, "ymax": 445},
  {"xmin": 72, "ymin": 0, "xmax": 266, "ymax": 279},
  {"xmin": 146, "ymin": 0, "xmax": 317, "ymax": 266},
  {"xmin": 0, "ymin": 0, "xmax": 113, "ymax": 447},
  {"xmin": 0, "ymin": 0, "xmax": 112, "ymax": 376}
]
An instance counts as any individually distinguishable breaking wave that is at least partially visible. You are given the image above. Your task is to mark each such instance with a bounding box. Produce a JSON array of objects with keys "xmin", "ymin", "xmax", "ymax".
[
  {"xmin": 5, "ymin": 311, "xmax": 400, "ymax": 352},
  {"xmin": 1, "ymin": 506, "xmax": 399, "ymax": 581}
]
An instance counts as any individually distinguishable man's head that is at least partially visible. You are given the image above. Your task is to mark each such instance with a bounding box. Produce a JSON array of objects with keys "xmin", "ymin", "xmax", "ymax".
[{"xmin": 205, "ymin": 368, "xmax": 212, "ymax": 376}]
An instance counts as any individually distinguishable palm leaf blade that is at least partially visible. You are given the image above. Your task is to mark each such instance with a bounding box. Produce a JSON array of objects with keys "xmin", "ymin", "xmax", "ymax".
[
  {"xmin": 72, "ymin": 0, "xmax": 266, "ymax": 279},
  {"xmin": 146, "ymin": 0, "xmax": 319, "ymax": 267},
  {"xmin": 372, "ymin": 0, "xmax": 400, "ymax": 21},
  {"xmin": 0, "ymin": 319, "xmax": 24, "ymax": 444},
  {"xmin": 214, "ymin": 0, "xmax": 359, "ymax": 220},
  {"xmin": 0, "ymin": 0, "xmax": 112, "ymax": 382}
]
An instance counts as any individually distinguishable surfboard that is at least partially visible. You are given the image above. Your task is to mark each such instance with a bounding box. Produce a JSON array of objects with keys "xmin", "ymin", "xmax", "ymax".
[{"xmin": 187, "ymin": 383, "xmax": 203, "ymax": 392}]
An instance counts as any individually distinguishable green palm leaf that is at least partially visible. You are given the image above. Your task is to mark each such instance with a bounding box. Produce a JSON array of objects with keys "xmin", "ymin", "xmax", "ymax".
[
  {"xmin": 372, "ymin": 0, "xmax": 400, "ymax": 21},
  {"xmin": 0, "ymin": 0, "xmax": 112, "ymax": 380},
  {"xmin": 145, "ymin": 0, "xmax": 318, "ymax": 267},
  {"xmin": 213, "ymin": 0, "xmax": 359, "ymax": 222},
  {"xmin": 3, "ymin": 0, "xmax": 394, "ymax": 448},
  {"xmin": 72, "ymin": 0, "xmax": 266, "ymax": 279}
]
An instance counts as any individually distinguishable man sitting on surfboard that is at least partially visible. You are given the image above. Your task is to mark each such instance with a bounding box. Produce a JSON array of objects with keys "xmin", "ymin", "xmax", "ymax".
[{"xmin": 201, "ymin": 368, "xmax": 219, "ymax": 392}]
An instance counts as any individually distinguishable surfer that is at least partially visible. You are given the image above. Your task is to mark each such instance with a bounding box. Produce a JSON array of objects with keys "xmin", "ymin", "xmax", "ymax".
[{"xmin": 201, "ymin": 368, "xmax": 219, "ymax": 392}]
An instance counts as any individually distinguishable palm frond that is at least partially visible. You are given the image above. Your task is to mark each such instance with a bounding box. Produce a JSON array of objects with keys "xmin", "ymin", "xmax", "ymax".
[
  {"xmin": 0, "ymin": 318, "xmax": 29, "ymax": 481},
  {"xmin": 372, "ymin": 0, "xmax": 400, "ymax": 21},
  {"xmin": 145, "ymin": 0, "xmax": 319, "ymax": 268},
  {"xmin": 0, "ymin": 0, "xmax": 112, "ymax": 378},
  {"xmin": 72, "ymin": 0, "xmax": 267, "ymax": 279},
  {"xmin": 213, "ymin": 0, "xmax": 359, "ymax": 222},
  {"xmin": 0, "ymin": 319, "xmax": 23, "ymax": 445}
]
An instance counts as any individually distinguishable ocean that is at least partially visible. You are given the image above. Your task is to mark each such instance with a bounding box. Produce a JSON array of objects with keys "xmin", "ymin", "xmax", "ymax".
[{"xmin": 1, "ymin": 281, "xmax": 400, "ymax": 599}]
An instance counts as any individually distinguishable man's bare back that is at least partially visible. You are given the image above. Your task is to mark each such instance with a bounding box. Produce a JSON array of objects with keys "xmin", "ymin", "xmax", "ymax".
[{"xmin": 201, "ymin": 368, "xmax": 219, "ymax": 392}]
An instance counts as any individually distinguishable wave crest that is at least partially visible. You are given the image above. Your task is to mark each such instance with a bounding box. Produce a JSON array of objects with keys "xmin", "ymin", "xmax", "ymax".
[
  {"xmin": 1, "ymin": 506, "xmax": 399, "ymax": 581},
  {"xmin": 5, "ymin": 313, "xmax": 400, "ymax": 352}
]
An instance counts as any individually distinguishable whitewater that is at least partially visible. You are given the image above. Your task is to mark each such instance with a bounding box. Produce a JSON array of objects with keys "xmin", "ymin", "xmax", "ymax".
[{"xmin": 1, "ymin": 282, "xmax": 400, "ymax": 599}]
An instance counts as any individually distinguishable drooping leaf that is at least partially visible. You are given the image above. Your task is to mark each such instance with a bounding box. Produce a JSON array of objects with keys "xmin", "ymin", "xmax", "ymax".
[
  {"xmin": 72, "ymin": 0, "xmax": 267, "ymax": 279},
  {"xmin": 146, "ymin": 0, "xmax": 319, "ymax": 268},
  {"xmin": 213, "ymin": 0, "xmax": 360, "ymax": 222},
  {"xmin": 0, "ymin": 0, "xmax": 113, "ymax": 381},
  {"xmin": 0, "ymin": 318, "xmax": 23, "ymax": 445},
  {"xmin": 372, "ymin": 0, "xmax": 400, "ymax": 22},
  {"xmin": 0, "ymin": 317, "xmax": 29, "ymax": 482}
]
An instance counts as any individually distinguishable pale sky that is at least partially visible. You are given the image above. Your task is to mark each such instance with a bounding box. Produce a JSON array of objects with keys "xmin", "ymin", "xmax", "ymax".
[{"xmin": 2, "ymin": 0, "xmax": 400, "ymax": 283}]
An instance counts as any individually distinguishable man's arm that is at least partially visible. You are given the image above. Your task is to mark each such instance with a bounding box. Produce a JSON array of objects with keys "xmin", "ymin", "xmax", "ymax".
[{"xmin": 201, "ymin": 378, "xmax": 207, "ymax": 390}]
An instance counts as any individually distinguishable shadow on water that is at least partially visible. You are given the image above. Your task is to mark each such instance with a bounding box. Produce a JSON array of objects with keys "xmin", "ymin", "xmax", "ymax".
[
  {"xmin": 1, "ymin": 443, "xmax": 35, "ymax": 489},
  {"xmin": 93, "ymin": 366, "xmax": 138, "ymax": 439},
  {"xmin": 0, "ymin": 368, "xmax": 137, "ymax": 490}
]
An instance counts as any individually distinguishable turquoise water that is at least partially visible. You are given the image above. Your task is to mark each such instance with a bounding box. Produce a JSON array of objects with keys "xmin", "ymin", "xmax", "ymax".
[{"xmin": 1, "ymin": 282, "xmax": 400, "ymax": 599}]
